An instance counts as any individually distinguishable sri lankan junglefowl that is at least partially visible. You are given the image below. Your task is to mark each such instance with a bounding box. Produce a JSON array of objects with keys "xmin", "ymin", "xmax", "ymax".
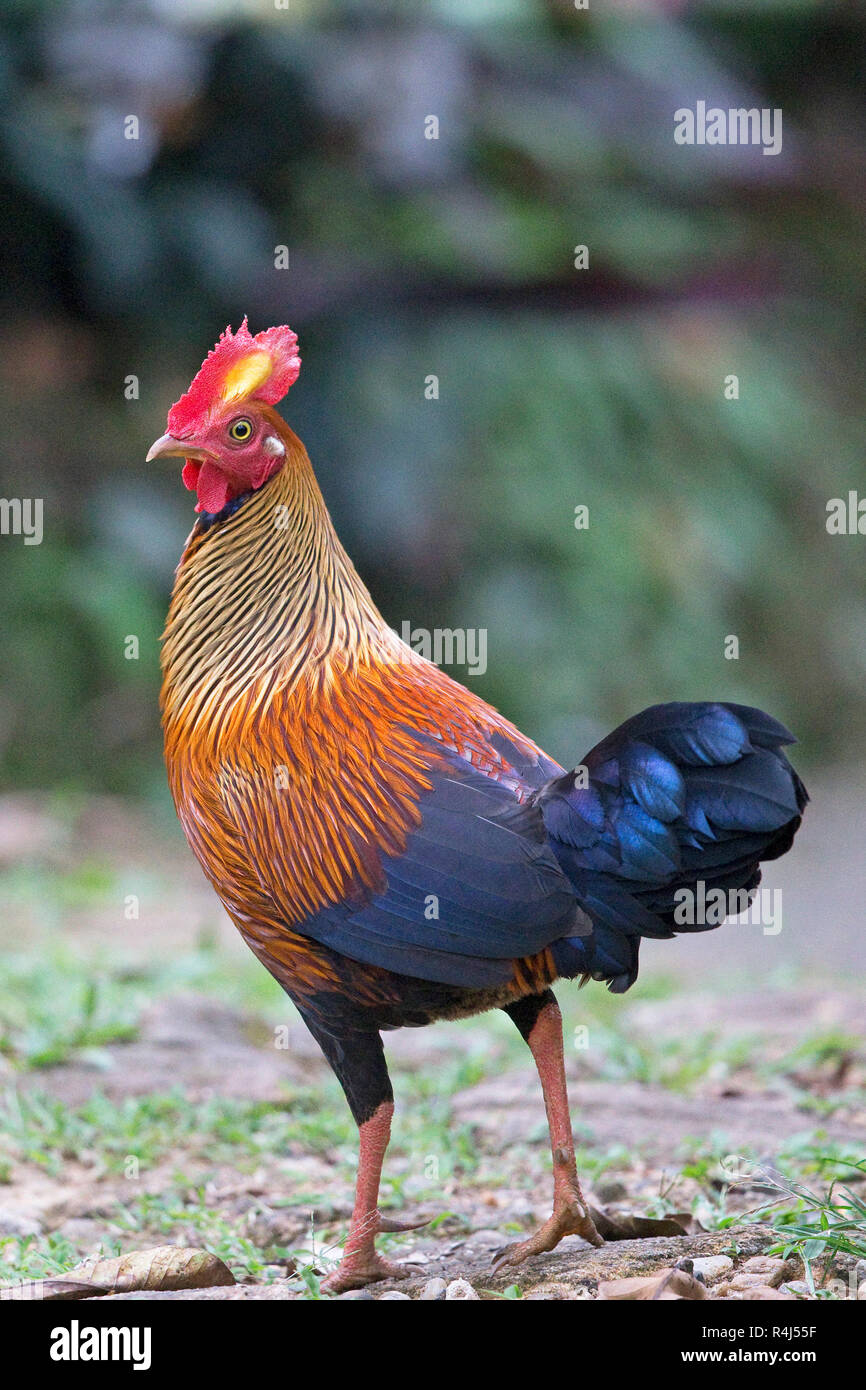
[{"xmin": 150, "ymin": 321, "xmax": 807, "ymax": 1292}]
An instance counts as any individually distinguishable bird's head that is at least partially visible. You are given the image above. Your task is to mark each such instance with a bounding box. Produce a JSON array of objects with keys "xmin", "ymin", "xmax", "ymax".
[{"xmin": 147, "ymin": 319, "xmax": 301, "ymax": 515}]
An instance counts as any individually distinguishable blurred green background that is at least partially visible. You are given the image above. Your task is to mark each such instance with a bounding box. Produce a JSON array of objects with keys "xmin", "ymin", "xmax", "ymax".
[{"xmin": 1, "ymin": 0, "xmax": 865, "ymax": 808}]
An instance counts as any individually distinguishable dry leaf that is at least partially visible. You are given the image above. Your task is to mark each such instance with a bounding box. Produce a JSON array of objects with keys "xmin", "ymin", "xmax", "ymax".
[
  {"xmin": 1, "ymin": 1246, "xmax": 235, "ymax": 1302},
  {"xmin": 590, "ymin": 1207, "xmax": 703, "ymax": 1240},
  {"xmin": 1, "ymin": 1279, "xmax": 102, "ymax": 1303}
]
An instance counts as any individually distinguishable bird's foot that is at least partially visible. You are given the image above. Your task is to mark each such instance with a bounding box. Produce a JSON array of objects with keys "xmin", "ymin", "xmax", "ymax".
[
  {"xmin": 320, "ymin": 1209, "xmax": 429, "ymax": 1292},
  {"xmin": 322, "ymin": 1252, "xmax": 410, "ymax": 1294},
  {"xmin": 492, "ymin": 1189, "xmax": 603, "ymax": 1273}
]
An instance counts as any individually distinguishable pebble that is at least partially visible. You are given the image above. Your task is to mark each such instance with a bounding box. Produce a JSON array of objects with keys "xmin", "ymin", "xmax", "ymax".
[
  {"xmin": 338, "ymin": 1289, "xmax": 374, "ymax": 1300},
  {"xmin": 717, "ymin": 1273, "xmax": 773, "ymax": 1294},
  {"xmin": 419, "ymin": 1278, "xmax": 447, "ymax": 1301},
  {"xmin": 378, "ymin": 1291, "xmax": 411, "ymax": 1300},
  {"xmin": 446, "ymin": 1278, "xmax": 480, "ymax": 1300},
  {"xmin": 739, "ymin": 1255, "xmax": 790, "ymax": 1288},
  {"xmin": 782, "ymin": 1280, "xmax": 812, "ymax": 1297},
  {"xmin": 690, "ymin": 1256, "xmax": 734, "ymax": 1284}
]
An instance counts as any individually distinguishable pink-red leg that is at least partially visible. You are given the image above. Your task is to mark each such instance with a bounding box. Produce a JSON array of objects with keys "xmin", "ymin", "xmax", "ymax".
[
  {"xmin": 494, "ymin": 993, "xmax": 603, "ymax": 1271},
  {"xmin": 322, "ymin": 1101, "xmax": 425, "ymax": 1293}
]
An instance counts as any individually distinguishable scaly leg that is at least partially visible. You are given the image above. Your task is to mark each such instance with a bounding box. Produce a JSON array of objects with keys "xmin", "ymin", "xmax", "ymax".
[
  {"xmin": 300, "ymin": 1016, "xmax": 423, "ymax": 1293},
  {"xmin": 494, "ymin": 990, "xmax": 603, "ymax": 1271},
  {"xmin": 323, "ymin": 1100, "xmax": 427, "ymax": 1292}
]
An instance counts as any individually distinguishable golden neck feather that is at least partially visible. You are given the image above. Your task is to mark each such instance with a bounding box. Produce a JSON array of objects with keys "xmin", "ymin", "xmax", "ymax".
[{"xmin": 160, "ymin": 416, "xmax": 396, "ymax": 732}]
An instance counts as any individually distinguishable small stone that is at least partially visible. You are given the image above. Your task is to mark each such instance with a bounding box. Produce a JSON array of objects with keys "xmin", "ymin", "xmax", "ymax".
[
  {"xmin": 717, "ymin": 1274, "xmax": 771, "ymax": 1293},
  {"xmin": 446, "ymin": 1278, "xmax": 480, "ymax": 1300},
  {"xmin": 378, "ymin": 1291, "xmax": 411, "ymax": 1300},
  {"xmin": 338, "ymin": 1289, "xmax": 374, "ymax": 1300},
  {"xmin": 739, "ymin": 1255, "xmax": 789, "ymax": 1288},
  {"xmin": 420, "ymin": 1278, "xmax": 447, "ymax": 1301},
  {"xmin": 858, "ymin": 1283, "xmax": 866, "ymax": 1302},
  {"xmin": 691, "ymin": 1256, "xmax": 734, "ymax": 1284},
  {"xmin": 782, "ymin": 1280, "xmax": 812, "ymax": 1297}
]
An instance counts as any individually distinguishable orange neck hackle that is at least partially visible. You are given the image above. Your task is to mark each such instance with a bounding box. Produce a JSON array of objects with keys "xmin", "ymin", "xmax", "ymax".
[{"xmin": 160, "ymin": 412, "xmax": 398, "ymax": 743}]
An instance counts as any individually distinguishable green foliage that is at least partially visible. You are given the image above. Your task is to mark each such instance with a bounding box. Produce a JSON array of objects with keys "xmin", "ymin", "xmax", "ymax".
[
  {"xmin": 761, "ymin": 1159, "xmax": 866, "ymax": 1286},
  {"xmin": 0, "ymin": 939, "xmax": 285, "ymax": 1070},
  {"xmin": 0, "ymin": 4, "xmax": 863, "ymax": 792}
]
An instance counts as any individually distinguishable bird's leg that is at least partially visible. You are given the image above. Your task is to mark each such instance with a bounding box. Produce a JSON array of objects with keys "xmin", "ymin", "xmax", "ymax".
[
  {"xmin": 299, "ymin": 1017, "xmax": 419, "ymax": 1293},
  {"xmin": 494, "ymin": 990, "xmax": 603, "ymax": 1271},
  {"xmin": 322, "ymin": 1099, "xmax": 417, "ymax": 1292}
]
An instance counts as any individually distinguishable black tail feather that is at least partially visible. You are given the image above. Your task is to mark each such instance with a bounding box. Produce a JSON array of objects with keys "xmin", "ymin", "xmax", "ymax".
[{"xmin": 547, "ymin": 702, "xmax": 807, "ymax": 992}]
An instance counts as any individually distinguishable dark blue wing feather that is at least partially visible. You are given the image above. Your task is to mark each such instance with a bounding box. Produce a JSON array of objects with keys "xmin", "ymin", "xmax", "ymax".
[
  {"xmin": 292, "ymin": 743, "xmax": 590, "ymax": 988},
  {"xmin": 288, "ymin": 702, "xmax": 805, "ymax": 996}
]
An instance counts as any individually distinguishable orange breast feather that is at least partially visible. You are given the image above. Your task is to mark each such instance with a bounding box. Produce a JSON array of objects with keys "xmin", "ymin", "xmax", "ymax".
[{"xmin": 164, "ymin": 650, "xmax": 559, "ymax": 1003}]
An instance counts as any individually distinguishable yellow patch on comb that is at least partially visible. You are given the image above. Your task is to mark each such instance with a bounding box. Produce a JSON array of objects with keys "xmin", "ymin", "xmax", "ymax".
[{"xmin": 221, "ymin": 350, "xmax": 273, "ymax": 405}]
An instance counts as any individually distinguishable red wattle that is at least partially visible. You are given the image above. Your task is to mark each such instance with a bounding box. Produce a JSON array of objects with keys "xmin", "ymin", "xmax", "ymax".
[
  {"xmin": 182, "ymin": 459, "xmax": 202, "ymax": 492},
  {"xmin": 193, "ymin": 461, "xmax": 233, "ymax": 515}
]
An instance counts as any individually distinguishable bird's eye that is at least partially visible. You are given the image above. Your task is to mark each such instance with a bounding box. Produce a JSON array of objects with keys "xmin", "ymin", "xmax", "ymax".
[{"xmin": 228, "ymin": 418, "xmax": 253, "ymax": 442}]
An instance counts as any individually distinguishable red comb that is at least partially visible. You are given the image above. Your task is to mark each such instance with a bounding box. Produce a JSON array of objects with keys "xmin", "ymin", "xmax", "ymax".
[{"xmin": 167, "ymin": 318, "xmax": 301, "ymax": 436}]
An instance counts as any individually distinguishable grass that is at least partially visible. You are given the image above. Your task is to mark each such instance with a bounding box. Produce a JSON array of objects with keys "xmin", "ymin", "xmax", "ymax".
[
  {"xmin": 759, "ymin": 1159, "xmax": 866, "ymax": 1291},
  {"xmin": 0, "ymin": 1087, "xmax": 349, "ymax": 1178},
  {"xmin": 0, "ymin": 936, "xmax": 292, "ymax": 1072}
]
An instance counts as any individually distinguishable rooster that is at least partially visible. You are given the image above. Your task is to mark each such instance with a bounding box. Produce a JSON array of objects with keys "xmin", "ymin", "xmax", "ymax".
[{"xmin": 149, "ymin": 321, "xmax": 807, "ymax": 1292}]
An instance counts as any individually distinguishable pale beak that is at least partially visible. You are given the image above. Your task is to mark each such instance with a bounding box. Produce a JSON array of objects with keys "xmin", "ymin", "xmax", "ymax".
[{"xmin": 146, "ymin": 433, "xmax": 218, "ymax": 464}]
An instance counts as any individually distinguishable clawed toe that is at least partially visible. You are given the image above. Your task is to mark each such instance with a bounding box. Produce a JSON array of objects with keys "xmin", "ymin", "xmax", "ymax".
[
  {"xmin": 322, "ymin": 1255, "xmax": 410, "ymax": 1294},
  {"xmin": 491, "ymin": 1241, "xmax": 527, "ymax": 1273},
  {"xmin": 377, "ymin": 1212, "xmax": 431, "ymax": 1234},
  {"xmin": 491, "ymin": 1198, "xmax": 604, "ymax": 1272}
]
